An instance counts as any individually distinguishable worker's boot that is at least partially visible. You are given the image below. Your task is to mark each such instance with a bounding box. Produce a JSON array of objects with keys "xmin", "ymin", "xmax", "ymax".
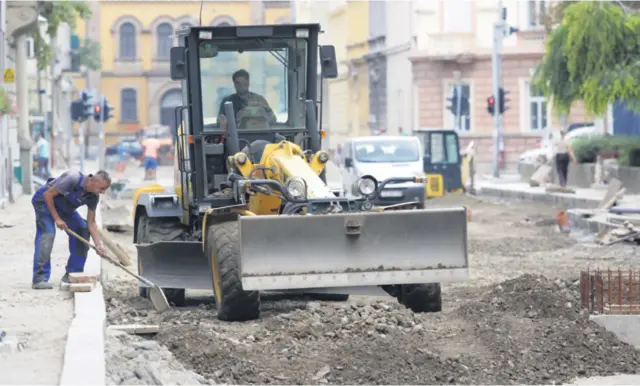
[
  {"xmin": 32, "ymin": 281, "xmax": 53, "ymax": 290},
  {"xmin": 61, "ymin": 273, "xmax": 70, "ymax": 283}
]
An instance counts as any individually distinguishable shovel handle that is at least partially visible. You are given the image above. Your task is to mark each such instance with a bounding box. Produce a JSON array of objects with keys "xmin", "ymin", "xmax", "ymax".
[{"xmin": 65, "ymin": 228, "xmax": 155, "ymax": 287}]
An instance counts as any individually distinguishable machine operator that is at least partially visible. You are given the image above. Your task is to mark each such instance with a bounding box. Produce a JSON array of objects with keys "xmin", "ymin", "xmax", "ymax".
[
  {"xmin": 217, "ymin": 69, "xmax": 277, "ymax": 129},
  {"xmin": 31, "ymin": 170, "xmax": 111, "ymax": 289}
]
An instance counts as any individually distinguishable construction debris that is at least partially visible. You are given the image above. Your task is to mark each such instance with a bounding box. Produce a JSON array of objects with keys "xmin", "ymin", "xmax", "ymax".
[{"xmin": 596, "ymin": 221, "xmax": 640, "ymax": 245}]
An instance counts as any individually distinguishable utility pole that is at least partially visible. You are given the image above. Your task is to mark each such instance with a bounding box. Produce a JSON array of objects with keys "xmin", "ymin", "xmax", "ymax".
[
  {"xmin": 16, "ymin": 33, "xmax": 32, "ymax": 194},
  {"xmin": 491, "ymin": 6, "xmax": 504, "ymax": 178},
  {"xmin": 98, "ymin": 95, "xmax": 105, "ymax": 170}
]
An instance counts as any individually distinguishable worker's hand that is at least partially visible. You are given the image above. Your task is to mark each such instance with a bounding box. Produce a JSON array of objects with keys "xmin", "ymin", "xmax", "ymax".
[
  {"xmin": 96, "ymin": 244, "xmax": 107, "ymax": 257},
  {"xmin": 55, "ymin": 219, "xmax": 68, "ymax": 231}
]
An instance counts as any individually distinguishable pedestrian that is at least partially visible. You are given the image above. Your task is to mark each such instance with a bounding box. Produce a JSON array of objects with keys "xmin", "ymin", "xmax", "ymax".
[
  {"xmin": 34, "ymin": 133, "xmax": 50, "ymax": 178},
  {"xmin": 141, "ymin": 136, "xmax": 161, "ymax": 180},
  {"xmin": 31, "ymin": 170, "xmax": 111, "ymax": 289},
  {"xmin": 552, "ymin": 129, "xmax": 577, "ymax": 187}
]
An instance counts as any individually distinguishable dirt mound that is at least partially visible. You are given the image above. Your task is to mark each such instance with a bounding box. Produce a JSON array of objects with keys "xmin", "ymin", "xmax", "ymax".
[{"xmin": 450, "ymin": 274, "xmax": 640, "ymax": 383}]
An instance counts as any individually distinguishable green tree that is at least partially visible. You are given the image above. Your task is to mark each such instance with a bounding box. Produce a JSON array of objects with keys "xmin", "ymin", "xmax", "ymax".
[
  {"xmin": 533, "ymin": 1, "xmax": 640, "ymax": 117},
  {"xmin": 32, "ymin": 1, "xmax": 101, "ymax": 71}
]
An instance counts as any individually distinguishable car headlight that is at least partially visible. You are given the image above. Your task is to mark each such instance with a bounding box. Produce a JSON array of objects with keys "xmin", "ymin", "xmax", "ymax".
[
  {"xmin": 357, "ymin": 176, "xmax": 377, "ymax": 197},
  {"xmin": 285, "ymin": 177, "xmax": 306, "ymax": 199}
]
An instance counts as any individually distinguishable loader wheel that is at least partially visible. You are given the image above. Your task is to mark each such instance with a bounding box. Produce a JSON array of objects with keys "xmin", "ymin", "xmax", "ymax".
[
  {"xmin": 136, "ymin": 214, "xmax": 186, "ymax": 307},
  {"xmin": 206, "ymin": 221, "xmax": 260, "ymax": 322},
  {"xmin": 399, "ymin": 283, "xmax": 442, "ymax": 313}
]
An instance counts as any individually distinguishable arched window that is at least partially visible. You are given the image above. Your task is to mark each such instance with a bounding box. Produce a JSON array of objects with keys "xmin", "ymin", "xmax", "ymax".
[
  {"xmin": 119, "ymin": 22, "xmax": 136, "ymax": 59},
  {"xmin": 160, "ymin": 89, "xmax": 182, "ymax": 130},
  {"xmin": 157, "ymin": 23, "xmax": 173, "ymax": 59},
  {"xmin": 121, "ymin": 88, "xmax": 138, "ymax": 122}
]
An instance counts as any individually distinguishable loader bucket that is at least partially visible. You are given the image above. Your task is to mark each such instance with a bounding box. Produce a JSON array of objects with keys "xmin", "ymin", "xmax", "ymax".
[
  {"xmin": 239, "ymin": 207, "xmax": 469, "ymax": 291},
  {"xmin": 136, "ymin": 241, "xmax": 212, "ymax": 290}
]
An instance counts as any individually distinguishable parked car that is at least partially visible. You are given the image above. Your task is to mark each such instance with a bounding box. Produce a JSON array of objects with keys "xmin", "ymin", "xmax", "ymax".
[{"xmin": 518, "ymin": 123, "xmax": 600, "ymax": 166}]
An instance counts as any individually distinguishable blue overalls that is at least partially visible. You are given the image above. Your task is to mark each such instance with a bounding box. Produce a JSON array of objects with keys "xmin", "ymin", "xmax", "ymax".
[{"xmin": 31, "ymin": 174, "xmax": 91, "ymax": 284}]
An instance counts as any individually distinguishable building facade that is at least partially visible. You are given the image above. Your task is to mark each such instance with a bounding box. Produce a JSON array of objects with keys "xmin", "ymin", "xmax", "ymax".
[
  {"xmin": 72, "ymin": 1, "xmax": 292, "ymax": 146},
  {"xmin": 410, "ymin": 0, "xmax": 601, "ymax": 169}
]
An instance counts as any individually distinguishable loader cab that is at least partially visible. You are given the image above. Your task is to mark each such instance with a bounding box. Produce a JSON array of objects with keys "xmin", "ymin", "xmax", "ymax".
[
  {"xmin": 413, "ymin": 128, "xmax": 463, "ymax": 194},
  {"xmin": 169, "ymin": 24, "xmax": 337, "ymax": 215}
]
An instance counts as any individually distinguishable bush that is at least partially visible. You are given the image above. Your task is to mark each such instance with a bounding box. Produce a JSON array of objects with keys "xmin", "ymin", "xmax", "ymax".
[{"xmin": 571, "ymin": 135, "xmax": 640, "ymax": 166}]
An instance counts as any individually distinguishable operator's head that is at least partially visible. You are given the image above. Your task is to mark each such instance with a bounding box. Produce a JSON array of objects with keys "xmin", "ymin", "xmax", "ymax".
[
  {"xmin": 87, "ymin": 170, "xmax": 112, "ymax": 194},
  {"xmin": 232, "ymin": 69, "xmax": 250, "ymax": 96}
]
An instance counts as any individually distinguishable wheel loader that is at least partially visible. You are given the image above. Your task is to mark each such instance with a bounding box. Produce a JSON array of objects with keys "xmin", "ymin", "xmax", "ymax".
[{"xmin": 132, "ymin": 23, "xmax": 469, "ymax": 322}]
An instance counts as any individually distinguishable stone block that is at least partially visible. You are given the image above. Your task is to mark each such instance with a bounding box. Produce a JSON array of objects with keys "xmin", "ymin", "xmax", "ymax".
[{"xmin": 68, "ymin": 273, "xmax": 98, "ymax": 284}]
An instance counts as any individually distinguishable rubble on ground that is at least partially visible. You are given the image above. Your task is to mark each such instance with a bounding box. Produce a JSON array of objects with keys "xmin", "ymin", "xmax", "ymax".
[
  {"xmin": 105, "ymin": 327, "xmax": 213, "ymax": 385},
  {"xmin": 101, "ymin": 193, "xmax": 640, "ymax": 385}
]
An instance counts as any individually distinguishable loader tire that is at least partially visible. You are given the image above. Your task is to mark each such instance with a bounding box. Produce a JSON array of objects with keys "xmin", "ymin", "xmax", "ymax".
[
  {"xmin": 206, "ymin": 221, "xmax": 260, "ymax": 322},
  {"xmin": 136, "ymin": 214, "xmax": 186, "ymax": 307},
  {"xmin": 399, "ymin": 283, "xmax": 442, "ymax": 313}
]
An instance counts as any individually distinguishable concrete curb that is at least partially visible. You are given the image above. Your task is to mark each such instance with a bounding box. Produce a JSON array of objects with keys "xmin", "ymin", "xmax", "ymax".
[
  {"xmin": 59, "ymin": 204, "xmax": 106, "ymax": 386},
  {"xmin": 478, "ymin": 185, "xmax": 602, "ymax": 209}
]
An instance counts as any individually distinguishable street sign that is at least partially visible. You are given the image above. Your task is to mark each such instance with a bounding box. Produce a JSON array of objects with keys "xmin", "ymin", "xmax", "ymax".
[{"xmin": 3, "ymin": 68, "xmax": 15, "ymax": 83}]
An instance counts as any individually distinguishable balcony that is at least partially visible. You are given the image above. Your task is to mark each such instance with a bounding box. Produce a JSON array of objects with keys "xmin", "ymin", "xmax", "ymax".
[{"xmin": 417, "ymin": 34, "xmax": 479, "ymax": 63}]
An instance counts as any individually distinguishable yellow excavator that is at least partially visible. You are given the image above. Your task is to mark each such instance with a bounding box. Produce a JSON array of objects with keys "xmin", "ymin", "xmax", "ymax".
[{"xmin": 131, "ymin": 23, "xmax": 469, "ymax": 321}]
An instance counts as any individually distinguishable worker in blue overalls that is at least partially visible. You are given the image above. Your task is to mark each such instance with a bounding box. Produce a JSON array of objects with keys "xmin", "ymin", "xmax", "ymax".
[{"xmin": 31, "ymin": 170, "xmax": 112, "ymax": 289}]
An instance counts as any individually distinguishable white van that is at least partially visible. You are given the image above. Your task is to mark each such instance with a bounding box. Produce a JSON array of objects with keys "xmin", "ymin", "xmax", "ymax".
[{"xmin": 340, "ymin": 136, "xmax": 426, "ymax": 207}]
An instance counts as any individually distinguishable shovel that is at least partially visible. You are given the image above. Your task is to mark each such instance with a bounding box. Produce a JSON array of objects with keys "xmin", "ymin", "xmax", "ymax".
[{"xmin": 65, "ymin": 228, "xmax": 171, "ymax": 313}]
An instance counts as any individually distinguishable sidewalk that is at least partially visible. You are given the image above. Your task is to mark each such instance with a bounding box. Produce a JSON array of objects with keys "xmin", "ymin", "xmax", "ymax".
[
  {"xmin": 0, "ymin": 194, "xmax": 75, "ymax": 384},
  {"xmin": 476, "ymin": 176, "xmax": 640, "ymax": 209}
]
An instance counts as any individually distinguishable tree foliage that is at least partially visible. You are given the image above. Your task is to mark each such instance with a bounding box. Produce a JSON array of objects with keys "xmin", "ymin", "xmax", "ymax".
[
  {"xmin": 32, "ymin": 1, "xmax": 101, "ymax": 71},
  {"xmin": 533, "ymin": 1, "xmax": 640, "ymax": 116}
]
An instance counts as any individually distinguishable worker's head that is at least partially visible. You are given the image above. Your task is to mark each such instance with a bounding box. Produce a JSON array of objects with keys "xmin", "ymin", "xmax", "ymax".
[
  {"xmin": 232, "ymin": 69, "xmax": 250, "ymax": 96},
  {"xmin": 35, "ymin": 133, "xmax": 42, "ymax": 141},
  {"xmin": 87, "ymin": 170, "xmax": 112, "ymax": 194}
]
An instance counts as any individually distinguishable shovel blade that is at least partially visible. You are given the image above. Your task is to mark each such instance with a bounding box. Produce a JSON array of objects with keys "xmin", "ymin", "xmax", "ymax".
[
  {"xmin": 238, "ymin": 207, "xmax": 469, "ymax": 291},
  {"xmin": 149, "ymin": 285, "xmax": 171, "ymax": 312}
]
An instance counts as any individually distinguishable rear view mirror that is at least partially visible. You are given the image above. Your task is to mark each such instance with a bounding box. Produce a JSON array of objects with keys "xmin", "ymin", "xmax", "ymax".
[
  {"xmin": 344, "ymin": 157, "xmax": 353, "ymax": 168},
  {"xmin": 170, "ymin": 47, "xmax": 187, "ymax": 80},
  {"xmin": 319, "ymin": 45, "xmax": 338, "ymax": 79}
]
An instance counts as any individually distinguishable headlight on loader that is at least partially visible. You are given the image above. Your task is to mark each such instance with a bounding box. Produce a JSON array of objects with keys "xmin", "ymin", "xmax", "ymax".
[
  {"xmin": 285, "ymin": 177, "xmax": 306, "ymax": 199},
  {"xmin": 357, "ymin": 176, "xmax": 377, "ymax": 197}
]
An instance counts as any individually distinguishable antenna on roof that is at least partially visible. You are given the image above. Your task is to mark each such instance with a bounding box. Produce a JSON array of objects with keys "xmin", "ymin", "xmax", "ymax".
[{"xmin": 199, "ymin": 1, "xmax": 204, "ymax": 26}]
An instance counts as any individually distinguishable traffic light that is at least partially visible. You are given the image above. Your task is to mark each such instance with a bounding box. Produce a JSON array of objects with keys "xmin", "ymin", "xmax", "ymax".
[
  {"xmin": 93, "ymin": 96, "xmax": 115, "ymax": 122},
  {"xmin": 71, "ymin": 100, "xmax": 84, "ymax": 121},
  {"xmin": 93, "ymin": 103, "xmax": 102, "ymax": 121},
  {"xmin": 80, "ymin": 90, "xmax": 93, "ymax": 121},
  {"xmin": 487, "ymin": 95, "xmax": 495, "ymax": 115},
  {"xmin": 498, "ymin": 87, "xmax": 510, "ymax": 114},
  {"xmin": 446, "ymin": 87, "xmax": 458, "ymax": 115}
]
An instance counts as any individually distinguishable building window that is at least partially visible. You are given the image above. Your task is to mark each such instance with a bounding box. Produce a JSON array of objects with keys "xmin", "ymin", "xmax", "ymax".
[
  {"xmin": 529, "ymin": 84, "xmax": 548, "ymax": 131},
  {"xmin": 528, "ymin": 0, "xmax": 546, "ymax": 28},
  {"xmin": 444, "ymin": 83, "xmax": 472, "ymax": 132},
  {"xmin": 119, "ymin": 22, "xmax": 136, "ymax": 59},
  {"xmin": 156, "ymin": 23, "xmax": 173, "ymax": 59},
  {"xmin": 121, "ymin": 88, "xmax": 138, "ymax": 122}
]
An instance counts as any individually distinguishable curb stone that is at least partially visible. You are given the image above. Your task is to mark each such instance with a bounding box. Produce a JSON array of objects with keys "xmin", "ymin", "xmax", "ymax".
[{"xmin": 59, "ymin": 204, "xmax": 106, "ymax": 385}]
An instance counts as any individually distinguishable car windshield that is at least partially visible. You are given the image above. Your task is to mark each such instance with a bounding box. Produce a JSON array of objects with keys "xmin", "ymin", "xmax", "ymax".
[
  {"xmin": 354, "ymin": 140, "xmax": 420, "ymax": 163},
  {"xmin": 198, "ymin": 38, "xmax": 308, "ymax": 132}
]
